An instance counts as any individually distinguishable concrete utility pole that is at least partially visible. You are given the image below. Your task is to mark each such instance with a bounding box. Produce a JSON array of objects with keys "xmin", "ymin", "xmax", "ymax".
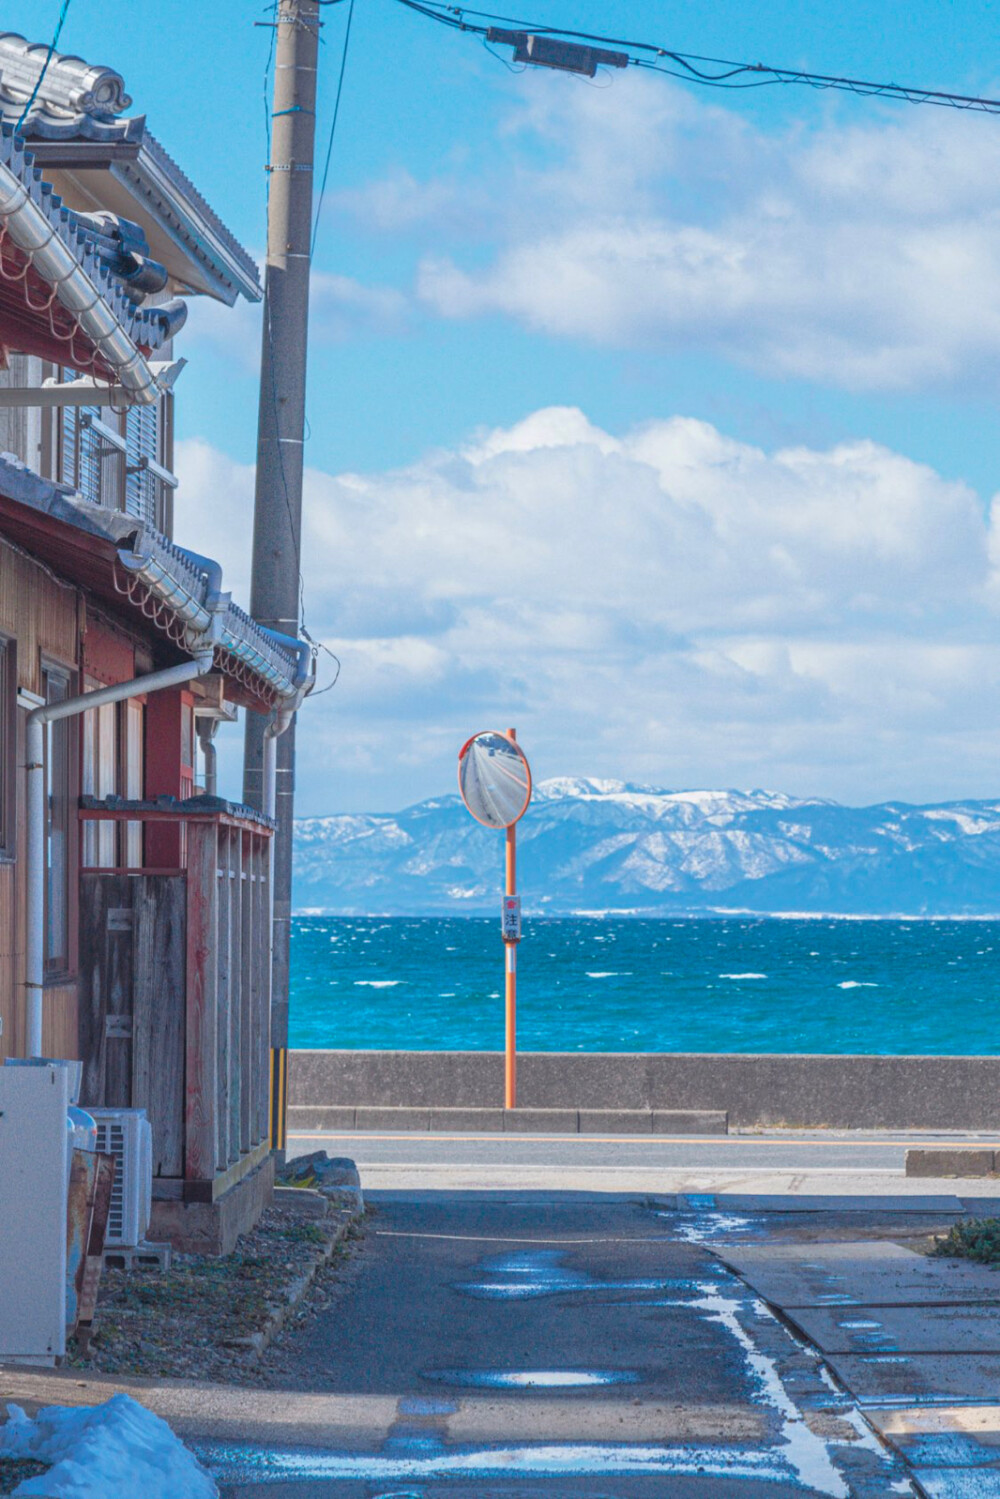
[{"xmin": 244, "ymin": 0, "xmax": 320, "ymax": 1152}]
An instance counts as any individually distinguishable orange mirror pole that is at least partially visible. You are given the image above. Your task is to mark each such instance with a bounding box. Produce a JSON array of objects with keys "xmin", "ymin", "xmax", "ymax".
[{"xmin": 505, "ymin": 728, "xmax": 518, "ymax": 1110}]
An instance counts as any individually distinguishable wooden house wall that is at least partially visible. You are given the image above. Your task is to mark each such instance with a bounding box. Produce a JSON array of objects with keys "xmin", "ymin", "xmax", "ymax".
[
  {"xmin": 0, "ymin": 538, "xmax": 80, "ymax": 695},
  {"xmin": 80, "ymin": 825, "xmax": 271, "ymax": 1187},
  {"xmin": 0, "ymin": 539, "xmax": 80, "ymax": 1065}
]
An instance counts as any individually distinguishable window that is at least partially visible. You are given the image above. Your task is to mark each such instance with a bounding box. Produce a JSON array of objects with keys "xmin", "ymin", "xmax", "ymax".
[
  {"xmin": 57, "ymin": 374, "xmax": 174, "ymax": 535},
  {"xmin": 81, "ymin": 691, "xmax": 144, "ymax": 869},
  {"xmin": 123, "ymin": 699, "xmax": 144, "ymax": 867},
  {"xmin": 42, "ymin": 664, "xmax": 73, "ymax": 973},
  {"xmin": 0, "ymin": 636, "xmax": 14, "ymax": 859}
]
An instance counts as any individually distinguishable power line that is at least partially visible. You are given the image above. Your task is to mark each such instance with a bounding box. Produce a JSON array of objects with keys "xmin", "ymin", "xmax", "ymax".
[
  {"xmin": 312, "ymin": 0, "xmax": 356, "ymax": 254},
  {"xmin": 15, "ymin": 0, "xmax": 73, "ymax": 135},
  {"xmin": 392, "ymin": 0, "xmax": 1000, "ymax": 115}
]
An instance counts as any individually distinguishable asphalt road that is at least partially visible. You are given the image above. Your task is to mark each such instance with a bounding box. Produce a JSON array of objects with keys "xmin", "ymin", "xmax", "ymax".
[
  {"xmin": 287, "ymin": 1128, "xmax": 1000, "ymax": 1201},
  {"xmin": 206, "ymin": 1193, "xmax": 913, "ymax": 1497}
]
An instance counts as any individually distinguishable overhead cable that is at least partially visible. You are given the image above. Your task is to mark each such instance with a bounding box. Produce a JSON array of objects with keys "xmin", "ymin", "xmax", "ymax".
[
  {"xmin": 14, "ymin": 0, "xmax": 74, "ymax": 135},
  {"xmin": 392, "ymin": 0, "xmax": 1000, "ymax": 114}
]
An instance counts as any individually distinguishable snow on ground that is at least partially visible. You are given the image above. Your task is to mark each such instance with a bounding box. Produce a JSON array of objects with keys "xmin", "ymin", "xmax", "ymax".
[{"xmin": 0, "ymin": 1394, "xmax": 217, "ymax": 1498}]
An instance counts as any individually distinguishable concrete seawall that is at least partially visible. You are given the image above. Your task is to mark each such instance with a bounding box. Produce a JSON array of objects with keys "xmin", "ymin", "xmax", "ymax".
[{"xmin": 288, "ymin": 1051, "xmax": 1000, "ymax": 1132}]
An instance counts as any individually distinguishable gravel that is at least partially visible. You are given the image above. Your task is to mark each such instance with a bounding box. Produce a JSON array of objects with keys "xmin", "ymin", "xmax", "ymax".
[{"xmin": 64, "ymin": 1202, "xmax": 365, "ymax": 1386}]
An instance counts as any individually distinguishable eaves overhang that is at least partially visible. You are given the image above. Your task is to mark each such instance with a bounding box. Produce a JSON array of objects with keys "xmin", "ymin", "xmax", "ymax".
[
  {"xmin": 27, "ymin": 133, "xmax": 263, "ymax": 307},
  {"xmin": 0, "ymin": 452, "xmax": 303, "ymax": 712},
  {"xmin": 0, "ymin": 123, "xmax": 175, "ymax": 377}
]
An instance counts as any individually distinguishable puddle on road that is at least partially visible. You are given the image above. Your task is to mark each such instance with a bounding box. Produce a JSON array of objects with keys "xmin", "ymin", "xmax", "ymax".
[
  {"xmin": 397, "ymin": 1396, "xmax": 456, "ymax": 1416},
  {"xmin": 661, "ymin": 1206, "xmax": 762, "ymax": 1247},
  {"xmin": 421, "ymin": 1368, "xmax": 640, "ymax": 1389},
  {"xmin": 455, "ymin": 1248, "xmax": 680, "ymax": 1301},
  {"xmin": 199, "ymin": 1439, "xmax": 799, "ymax": 1485}
]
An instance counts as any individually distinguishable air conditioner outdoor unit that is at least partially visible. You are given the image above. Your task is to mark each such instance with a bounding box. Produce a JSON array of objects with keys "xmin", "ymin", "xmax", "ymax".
[{"xmin": 88, "ymin": 1108, "xmax": 152, "ymax": 1248}]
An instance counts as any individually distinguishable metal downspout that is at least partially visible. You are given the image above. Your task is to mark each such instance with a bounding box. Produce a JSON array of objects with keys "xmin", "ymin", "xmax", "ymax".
[{"xmin": 24, "ymin": 652, "xmax": 214, "ymax": 1058}]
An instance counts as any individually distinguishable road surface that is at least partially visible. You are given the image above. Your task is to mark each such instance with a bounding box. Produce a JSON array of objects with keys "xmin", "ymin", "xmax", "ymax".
[
  {"xmin": 208, "ymin": 1191, "xmax": 916, "ymax": 1496},
  {"xmin": 288, "ymin": 1126, "xmax": 1000, "ymax": 1202}
]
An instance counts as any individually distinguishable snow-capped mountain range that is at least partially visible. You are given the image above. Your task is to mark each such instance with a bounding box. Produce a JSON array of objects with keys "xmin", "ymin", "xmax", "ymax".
[{"xmin": 292, "ymin": 779, "xmax": 1000, "ymax": 917}]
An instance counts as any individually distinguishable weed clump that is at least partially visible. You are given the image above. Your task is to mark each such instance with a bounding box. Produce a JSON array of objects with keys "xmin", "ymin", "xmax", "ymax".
[{"xmin": 932, "ymin": 1217, "xmax": 1000, "ymax": 1265}]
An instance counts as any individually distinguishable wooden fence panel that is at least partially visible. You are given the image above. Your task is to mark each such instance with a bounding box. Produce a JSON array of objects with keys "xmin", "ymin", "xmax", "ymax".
[
  {"xmin": 228, "ymin": 830, "xmax": 243, "ymax": 1163},
  {"xmin": 254, "ymin": 841, "xmax": 271, "ymax": 1146},
  {"xmin": 240, "ymin": 835, "xmax": 254, "ymax": 1153},
  {"xmin": 132, "ymin": 876, "xmax": 185, "ymax": 1179},
  {"xmin": 185, "ymin": 823, "xmax": 218, "ymax": 1182},
  {"xmin": 79, "ymin": 874, "xmax": 132, "ymax": 1107}
]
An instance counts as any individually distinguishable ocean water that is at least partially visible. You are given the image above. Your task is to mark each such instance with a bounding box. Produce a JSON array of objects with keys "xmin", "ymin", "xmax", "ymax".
[{"xmin": 289, "ymin": 916, "xmax": 1000, "ymax": 1053}]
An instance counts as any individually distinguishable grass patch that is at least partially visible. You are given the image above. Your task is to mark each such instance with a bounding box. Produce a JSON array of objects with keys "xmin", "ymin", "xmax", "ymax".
[{"xmin": 932, "ymin": 1217, "xmax": 1000, "ymax": 1265}]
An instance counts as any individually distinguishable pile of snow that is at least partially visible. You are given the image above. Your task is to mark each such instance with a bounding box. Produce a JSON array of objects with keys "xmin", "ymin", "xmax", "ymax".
[{"xmin": 0, "ymin": 1394, "xmax": 217, "ymax": 1498}]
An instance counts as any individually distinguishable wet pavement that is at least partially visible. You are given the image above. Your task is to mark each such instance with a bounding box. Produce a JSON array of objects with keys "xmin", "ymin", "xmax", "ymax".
[
  {"xmin": 10, "ymin": 1175, "xmax": 1000, "ymax": 1494},
  {"xmin": 200, "ymin": 1194, "xmax": 913, "ymax": 1497}
]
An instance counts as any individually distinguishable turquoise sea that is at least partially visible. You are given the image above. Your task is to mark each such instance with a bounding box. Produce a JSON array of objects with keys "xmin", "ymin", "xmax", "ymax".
[{"xmin": 289, "ymin": 916, "xmax": 1000, "ymax": 1053}]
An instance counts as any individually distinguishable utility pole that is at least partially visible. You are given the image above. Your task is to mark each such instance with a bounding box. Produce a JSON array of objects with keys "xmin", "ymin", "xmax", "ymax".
[{"xmin": 245, "ymin": 0, "xmax": 320, "ymax": 1155}]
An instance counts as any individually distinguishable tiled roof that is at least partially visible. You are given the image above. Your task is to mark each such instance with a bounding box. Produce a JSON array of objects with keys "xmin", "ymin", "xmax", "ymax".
[
  {"xmin": 0, "ymin": 32, "xmax": 132, "ymax": 131},
  {"xmin": 0, "ymin": 33, "xmax": 261, "ymax": 303},
  {"xmin": 0, "ymin": 123, "xmax": 176, "ymax": 352},
  {"xmin": 0, "ymin": 450, "xmax": 302, "ymax": 705}
]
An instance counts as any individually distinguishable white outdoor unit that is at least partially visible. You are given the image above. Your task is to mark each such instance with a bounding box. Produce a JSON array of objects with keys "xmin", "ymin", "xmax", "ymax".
[
  {"xmin": 88, "ymin": 1108, "xmax": 152, "ymax": 1247},
  {"xmin": 0, "ymin": 1063, "xmax": 70, "ymax": 1364}
]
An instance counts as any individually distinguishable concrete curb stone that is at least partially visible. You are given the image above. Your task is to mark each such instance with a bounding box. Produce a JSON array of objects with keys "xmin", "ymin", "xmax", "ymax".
[
  {"xmin": 503, "ymin": 1108, "xmax": 579, "ymax": 1133},
  {"xmin": 653, "ymin": 1109, "xmax": 728, "ymax": 1135},
  {"xmin": 288, "ymin": 1105, "xmax": 730, "ymax": 1134},
  {"xmin": 428, "ymin": 1107, "xmax": 505, "ymax": 1131},
  {"xmin": 289, "ymin": 1106, "xmax": 357, "ymax": 1130},
  {"xmin": 248, "ymin": 1200, "xmax": 362, "ymax": 1360},
  {"xmin": 906, "ymin": 1148, "xmax": 997, "ymax": 1178},
  {"xmin": 355, "ymin": 1106, "xmax": 429, "ymax": 1130},
  {"xmin": 578, "ymin": 1109, "xmax": 653, "ymax": 1134}
]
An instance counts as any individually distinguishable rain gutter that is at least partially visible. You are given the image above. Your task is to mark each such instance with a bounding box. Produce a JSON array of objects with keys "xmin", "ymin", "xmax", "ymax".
[
  {"xmin": 0, "ymin": 151, "xmax": 160, "ymax": 405},
  {"xmin": 116, "ymin": 533, "xmax": 304, "ymax": 701}
]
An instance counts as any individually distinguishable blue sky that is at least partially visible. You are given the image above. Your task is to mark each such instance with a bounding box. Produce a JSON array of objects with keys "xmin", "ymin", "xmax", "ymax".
[{"xmin": 23, "ymin": 0, "xmax": 1000, "ymax": 812}]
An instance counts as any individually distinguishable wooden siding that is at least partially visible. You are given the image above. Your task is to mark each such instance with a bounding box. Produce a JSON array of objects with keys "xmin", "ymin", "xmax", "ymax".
[
  {"xmin": 79, "ymin": 872, "xmax": 187, "ymax": 1178},
  {"xmin": 0, "ymin": 538, "xmax": 78, "ymax": 697}
]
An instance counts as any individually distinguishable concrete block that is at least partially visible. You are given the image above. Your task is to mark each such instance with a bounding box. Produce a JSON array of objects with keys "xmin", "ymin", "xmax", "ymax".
[
  {"xmin": 519, "ymin": 1053, "xmax": 652, "ymax": 1110},
  {"xmin": 354, "ymin": 1106, "xmax": 430, "ymax": 1131},
  {"xmin": 652, "ymin": 1109, "xmax": 728, "ymax": 1135},
  {"xmin": 427, "ymin": 1108, "xmax": 505, "ymax": 1132},
  {"xmin": 287, "ymin": 1106, "xmax": 356, "ymax": 1131},
  {"xmin": 289, "ymin": 1050, "xmax": 502, "ymax": 1108},
  {"xmin": 905, "ymin": 1148, "xmax": 997, "ymax": 1178},
  {"xmin": 148, "ymin": 1156, "xmax": 275, "ymax": 1256},
  {"xmin": 578, "ymin": 1110, "xmax": 652, "ymax": 1134},
  {"xmin": 288, "ymin": 1050, "xmax": 1000, "ymax": 1131},
  {"xmin": 503, "ymin": 1108, "xmax": 579, "ymax": 1133}
]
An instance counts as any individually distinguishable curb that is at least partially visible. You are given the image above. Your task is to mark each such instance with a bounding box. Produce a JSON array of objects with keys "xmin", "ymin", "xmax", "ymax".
[
  {"xmin": 236, "ymin": 1195, "xmax": 363, "ymax": 1360},
  {"xmin": 289, "ymin": 1106, "xmax": 728, "ymax": 1135},
  {"xmin": 905, "ymin": 1147, "xmax": 998, "ymax": 1179}
]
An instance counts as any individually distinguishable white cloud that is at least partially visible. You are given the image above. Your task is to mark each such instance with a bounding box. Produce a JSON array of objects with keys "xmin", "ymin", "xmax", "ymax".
[
  {"xmin": 180, "ymin": 269, "xmax": 407, "ymax": 372},
  {"xmin": 173, "ymin": 409, "xmax": 1000, "ymax": 810},
  {"xmin": 331, "ymin": 70, "xmax": 1000, "ymax": 390}
]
